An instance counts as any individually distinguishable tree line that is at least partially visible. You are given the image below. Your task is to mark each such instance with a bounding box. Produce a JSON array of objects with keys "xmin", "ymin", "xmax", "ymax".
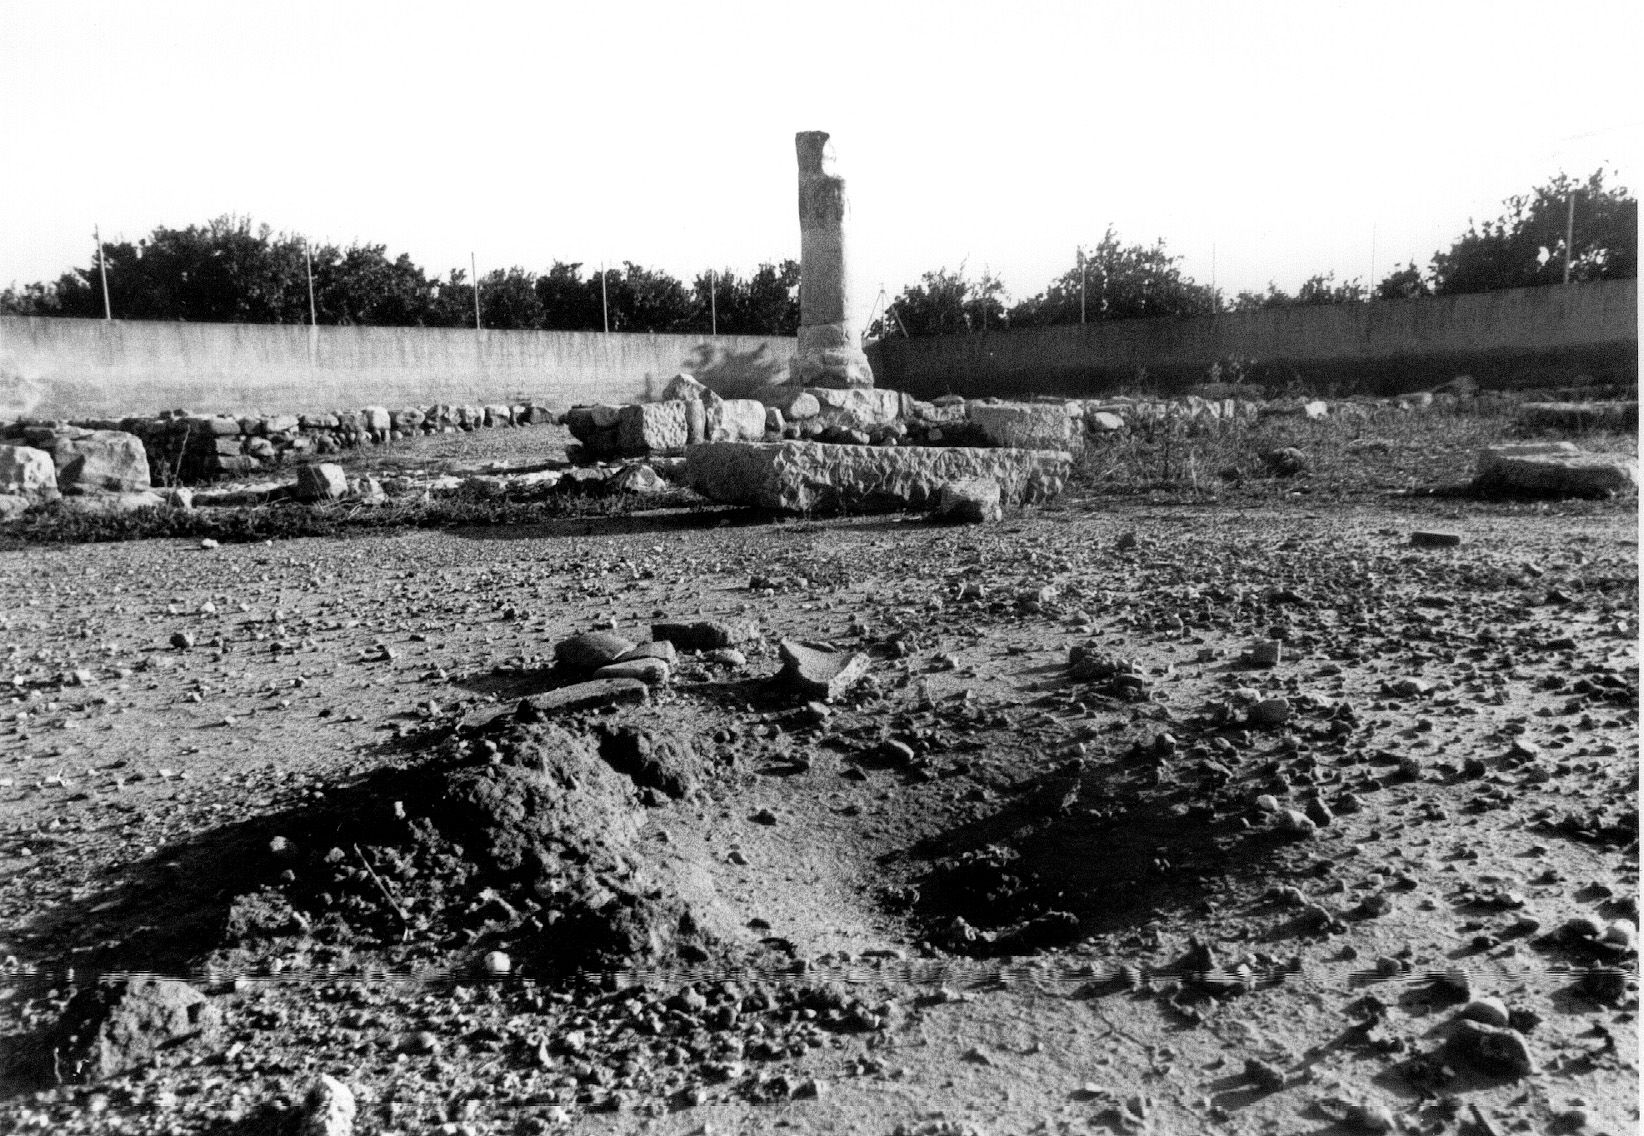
[
  {"xmin": 876, "ymin": 170, "xmax": 1635, "ymax": 336},
  {"xmin": 0, "ymin": 219, "xmax": 800, "ymax": 336},
  {"xmin": 2, "ymin": 170, "xmax": 1633, "ymax": 338}
]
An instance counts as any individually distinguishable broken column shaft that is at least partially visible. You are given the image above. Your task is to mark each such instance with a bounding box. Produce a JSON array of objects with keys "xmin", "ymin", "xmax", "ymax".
[{"xmin": 792, "ymin": 131, "xmax": 874, "ymax": 389}]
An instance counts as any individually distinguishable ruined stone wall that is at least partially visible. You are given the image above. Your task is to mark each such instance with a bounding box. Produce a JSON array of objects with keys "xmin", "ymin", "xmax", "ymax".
[
  {"xmin": 0, "ymin": 318, "xmax": 798, "ymax": 420},
  {"xmin": 867, "ymin": 279, "xmax": 1639, "ymax": 399}
]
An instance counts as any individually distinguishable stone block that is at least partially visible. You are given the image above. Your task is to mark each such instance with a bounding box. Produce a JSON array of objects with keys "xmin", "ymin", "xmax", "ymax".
[
  {"xmin": 685, "ymin": 440, "xmax": 1072, "ymax": 515},
  {"xmin": 706, "ymin": 398, "xmax": 767, "ymax": 442},
  {"xmin": 618, "ymin": 401, "xmax": 691, "ymax": 454},
  {"xmin": 1476, "ymin": 443, "xmax": 1638, "ymax": 497},
  {"xmin": 60, "ymin": 490, "xmax": 166, "ymax": 515},
  {"xmin": 932, "ymin": 477, "xmax": 1003, "ymax": 522},
  {"xmin": 188, "ymin": 415, "xmax": 243, "ymax": 437},
  {"xmin": 214, "ymin": 455, "xmax": 261, "ymax": 475},
  {"xmin": 780, "ymin": 391, "xmax": 822, "ymax": 420},
  {"xmin": 806, "ymin": 387, "xmax": 902, "ymax": 429},
  {"xmin": 778, "ymin": 640, "xmax": 870, "ymax": 702},
  {"xmin": 563, "ymin": 406, "xmax": 624, "ymax": 459},
  {"xmin": 610, "ymin": 464, "xmax": 666, "ymax": 493},
  {"xmin": 663, "ymin": 373, "xmax": 710, "ymax": 402},
  {"xmin": 1518, "ymin": 401, "xmax": 1638, "ymax": 431},
  {"xmin": 967, "ymin": 402, "xmax": 1083, "ymax": 454},
  {"xmin": 295, "ymin": 462, "xmax": 349, "ymax": 502},
  {"xmin": 361, "ymin": 406, "xmax": 391, "ymax": 434},
  {"xmin": 54, "ymin": 430, "xmax": 152, "ymax": 493},
  {"xmin": 0, "ymin": 444, "xmax": 59, "ymax": 499},
  {"xmin": 684, "ymin": 398, "xmax": 707, "ymax": 444}
]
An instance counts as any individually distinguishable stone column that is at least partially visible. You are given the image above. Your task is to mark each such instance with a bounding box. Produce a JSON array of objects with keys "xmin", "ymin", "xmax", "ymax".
[{"xmin": 791, "ymin": 131, "xmax": 874, "ymax": 389}]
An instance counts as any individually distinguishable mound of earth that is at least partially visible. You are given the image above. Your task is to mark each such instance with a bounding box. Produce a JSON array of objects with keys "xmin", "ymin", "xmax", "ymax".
[{"xmin": 213, "ymin": 719, "xmax": 720, "ymax": 980}]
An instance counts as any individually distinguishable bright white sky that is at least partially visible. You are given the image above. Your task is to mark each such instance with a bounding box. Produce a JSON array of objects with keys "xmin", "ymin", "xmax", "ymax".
[{"xmin": 2, "ymin": 0, "xmax": 1639, "ymax": 317}]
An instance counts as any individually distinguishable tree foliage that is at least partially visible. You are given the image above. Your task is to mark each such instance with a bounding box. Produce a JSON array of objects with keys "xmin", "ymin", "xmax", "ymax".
[
  {"xmin": 1008, "ymin": 228, "xmax": 1218, "ymax": 327},
  {"xmin": 1373, "ymin": 262, "xmax": 1430, "ymax": 301},
  {"xmin": 871, "ymin": 264, "xmax": 1007, "ymax": 338},
  {"xmin": 1231, "ymin": 273, "xmax": 1367, "ymax": 311},
  {"xmin": 1429, "ymin": 169, "xmax": 1636, "ymax": 294},
  {"xmin": 4, "ymin": 172, "xmax": 1634, "ymax": 333},
  {"xmin": 0, "ymin": 217, "xmax": 798, "ymax": 334}
]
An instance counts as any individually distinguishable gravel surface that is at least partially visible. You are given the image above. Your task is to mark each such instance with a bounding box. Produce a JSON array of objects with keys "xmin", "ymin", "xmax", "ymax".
[{"xmin": 0, "ymin": 485, "xmax": 1636, "ymax": 1136}]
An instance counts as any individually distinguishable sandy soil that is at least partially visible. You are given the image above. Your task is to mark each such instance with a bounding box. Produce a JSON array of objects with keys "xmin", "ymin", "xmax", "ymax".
[{"xmin": 0, "ymin": 454, "xmax": 1636, "ymax": 1135}]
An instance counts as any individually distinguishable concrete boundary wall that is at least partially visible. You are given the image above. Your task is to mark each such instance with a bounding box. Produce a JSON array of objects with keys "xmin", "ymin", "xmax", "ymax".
[
  {"xmin": 4, "ymin": 280, "xmax": 1635, "ymax": 419},
  {"xmin": 866, "ymin": 279, "xmax": 1638, "ymax": 399},
  {"xmin": 0, "ymin": 318, "xmax": 798, "ymax": 420}
]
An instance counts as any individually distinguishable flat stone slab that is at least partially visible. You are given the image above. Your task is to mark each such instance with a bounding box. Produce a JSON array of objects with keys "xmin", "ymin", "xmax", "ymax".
[
  {"xmin": 685, "ymin": 441, "xmax": 1072, "ymax": 514},
  {"xmin": 516, "ymin": 679, "xmax": 650, "ymax": 719},
  {"xmin": 778, "ymin": 640, "xmax": 869, "ymax": 702},
  {"xmin": 1476, "ymin": 442, "xmax": 1638, "ymax": 497},
  {"xmin": 593, "ymin": 658, "xmax": 671, "ymax": 685},
  {"xmin": 1410, "ymin": 531, "xmax": 1463, "ymax": 548}
]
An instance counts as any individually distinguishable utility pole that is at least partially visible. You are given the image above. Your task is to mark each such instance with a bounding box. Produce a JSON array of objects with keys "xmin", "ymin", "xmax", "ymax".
[
  {"xmin": 305, "ymin": 240, "xmax": 318, "ymax": 327},
  {"xmin": 709, "ymin": 267, "xmax": 717, "ymax": 336},
  {"xmin": 1564, "ymin": 190, "xmax": 1578, "ymax": 284},
  {"xmin": 94, "ymin": 223, "xmax": 112, "ymax": 320},
  {"xmin": 601, "ymin": 262, "xmax": 610, "ymax": 333},
  {"xmin": 471, "ymin": 252, "xmax": 482, "ymax": 331},
  {"xmin": 1078, "ymin": 247, "xmax": 1086, "ymax": 324}
]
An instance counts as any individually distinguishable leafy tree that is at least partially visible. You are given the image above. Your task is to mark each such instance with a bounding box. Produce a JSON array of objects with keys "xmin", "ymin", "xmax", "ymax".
[
  {"xmin": 1293, "ymin": 272, "xmax": 1366, "ymax": 305},
  {"xmin": 600, "ymin": 262, "xmax": 695, "ymax": 333},
  {"xmin": 1228, "ymin": 283, "xmax": 1292, "ymax": 312},
  {"xmin": 535, "ymin": 262, "xmax": 605, "ymax": 331},
  {"xmin": 1009, "ymin": 227, "xmax": 1217, "ymax": 326},
  {"xmin": 427, "ymin": 268, "xmax": 479, "ymax": 328},
  {"xmin": 1430, "ymin": 169, "xmax": 1636, "ymax": 294},
  {"xmin": 312, "ymin": 245, "xmax": 438, "ymax": 326},
  {"xmin": 691, "ymin": 260, "xmax": 801, "ymax": 336},
  {"xmin": 0, "ymin": 281, "xmax": 62, "ymax": 315},
  {"xmin": 1374, "ymin": 262, "xmax": 1429, "ymax": 301},
  {"xmin": 872, "ymin": 264, "xmax": 1007, "ymax": 338},
  {"xmin": 477, "ymin": 266, "xmax": 548, "ymax": 330},
  {"xmin": 1229, "ymin": 274, "xmax": 1365, "ymax": 310}
]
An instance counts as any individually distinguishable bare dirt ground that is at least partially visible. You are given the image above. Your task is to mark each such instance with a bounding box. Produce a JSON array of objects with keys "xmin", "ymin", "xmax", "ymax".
[{"xmin": 0, "ymin": 423, "xmax": 1637, "ymax": 1136}]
